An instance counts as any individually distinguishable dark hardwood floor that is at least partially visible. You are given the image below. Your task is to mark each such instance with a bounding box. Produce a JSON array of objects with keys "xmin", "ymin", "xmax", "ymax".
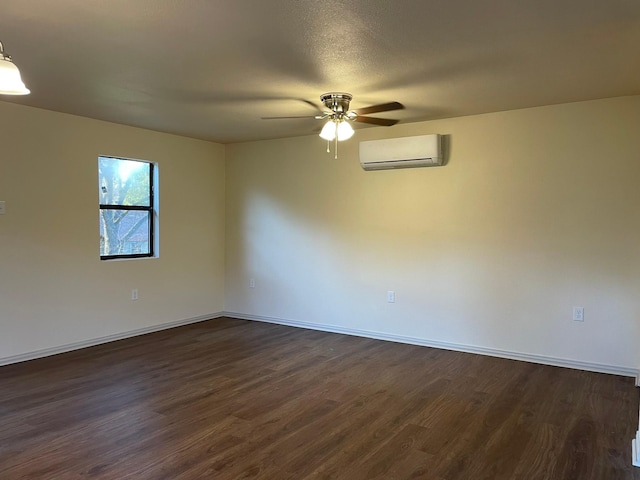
[{"xmin": 1, "ymin": 317, "xmax": 638, "ymax": 479}]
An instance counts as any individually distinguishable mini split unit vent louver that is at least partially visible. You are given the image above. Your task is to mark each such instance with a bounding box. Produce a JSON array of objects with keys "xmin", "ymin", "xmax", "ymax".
[{"xmin": 359, "ymin": 134, "xmax": 442, "ymax": 171}]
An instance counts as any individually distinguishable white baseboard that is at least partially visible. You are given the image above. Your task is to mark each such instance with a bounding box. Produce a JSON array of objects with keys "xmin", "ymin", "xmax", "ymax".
[
  {"xmin": 633, "ymin": 437, "xmax": 639, "ymax": 467},
  {"xmin": 0, "ymin": 312, "xmax": 224, "ymax": 367},
  {"xmin": 4, "ymin": 310, "xmax": 638, "ymax": 385},
  {"xmin": 225, "ymin": 311, "xmax": 640, "ymax": 382}
]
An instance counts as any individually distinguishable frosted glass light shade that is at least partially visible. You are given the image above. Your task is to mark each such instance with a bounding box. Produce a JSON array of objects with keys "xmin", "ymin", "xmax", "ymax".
[
  {"xmin": 0, "ymin": 57, "xmax": 30, "ymax": 95},
  {"xmin": 319, "ymin": 120, "xmax": 337, "ymax": 141},
  {"xmin": 319, "ymin": 119, "xmax": 354, "ymax": 142},
  {"xmin": 337, "ymin": 120, "xmax": 354, "ymax": 140}
]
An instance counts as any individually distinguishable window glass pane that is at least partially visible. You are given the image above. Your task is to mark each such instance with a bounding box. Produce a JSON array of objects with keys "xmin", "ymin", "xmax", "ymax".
[
  {"xmin": 99, "ymin": 157, "xmax": 150, "ymax": 207},
  {"xmin": 99, "ymin": 210, "xmax": 151, "ymax": 256}
]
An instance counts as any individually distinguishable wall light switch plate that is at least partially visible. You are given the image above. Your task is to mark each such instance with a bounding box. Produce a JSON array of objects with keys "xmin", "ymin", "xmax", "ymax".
[{"xmin": 0, "ymin": 201, "xmax": 5, "ymax": 214}]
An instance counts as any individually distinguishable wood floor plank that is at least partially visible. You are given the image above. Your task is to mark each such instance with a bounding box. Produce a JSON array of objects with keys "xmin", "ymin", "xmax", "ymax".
[{"xmin": 0, "ymin": 316, "xmax": 638, "ymax": 479}]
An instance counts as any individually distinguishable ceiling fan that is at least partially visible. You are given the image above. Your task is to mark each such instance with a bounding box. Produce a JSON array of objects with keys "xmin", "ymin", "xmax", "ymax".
[{"xmin": 262, "ymin": 92, "xmax": 404, "ymax": 158}]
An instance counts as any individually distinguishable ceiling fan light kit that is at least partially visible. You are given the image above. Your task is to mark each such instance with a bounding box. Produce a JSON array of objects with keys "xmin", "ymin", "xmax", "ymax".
[
  {"xmin": 319, "ymin": 118, "xmax": 354, "ymax": 142},
  {"xmin": 0, "ymin": 41, "xmax": 30, "ymax": 95},
  {"xmin": 262, "ymin": 92, "xmax": 404, "ymax": 158}
]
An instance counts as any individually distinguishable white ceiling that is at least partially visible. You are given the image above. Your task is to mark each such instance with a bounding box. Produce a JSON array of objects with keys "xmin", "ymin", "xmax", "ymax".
[{"xmin": 1, "ymin": 0, "xmax": 639, "ymax": 143}]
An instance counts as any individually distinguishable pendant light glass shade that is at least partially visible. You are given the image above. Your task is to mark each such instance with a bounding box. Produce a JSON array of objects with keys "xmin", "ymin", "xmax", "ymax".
[
  {"xmin": 336, "ymin": 120, "xmax": 354, "ymax": 140},
  {"xmin": 319, "ymin": 120, "xmax": 337, "ymax": 141},
  {"xmin": 319, "ymin": 118, "xmax": 354, "ymax": 142},
  {"xmin": 0, "ymin": 42, "xmax": 30, "ymax": 95}
]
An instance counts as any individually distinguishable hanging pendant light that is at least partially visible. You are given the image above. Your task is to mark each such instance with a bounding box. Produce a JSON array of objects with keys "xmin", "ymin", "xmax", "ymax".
[{"xmin": 0, "ymin": 41, "xmax": 30, "ymax": 95}]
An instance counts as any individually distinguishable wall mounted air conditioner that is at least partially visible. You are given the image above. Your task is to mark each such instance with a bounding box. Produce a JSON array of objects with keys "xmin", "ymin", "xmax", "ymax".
[{"xmin": 359, "ymin": 134, "xmax": 442, "ymax": 171}]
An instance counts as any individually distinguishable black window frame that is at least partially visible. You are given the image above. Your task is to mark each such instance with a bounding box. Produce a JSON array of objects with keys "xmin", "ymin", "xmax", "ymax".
[{"xmin": 99, "ymin": 157, "xmax": 155, "ymax": 261}]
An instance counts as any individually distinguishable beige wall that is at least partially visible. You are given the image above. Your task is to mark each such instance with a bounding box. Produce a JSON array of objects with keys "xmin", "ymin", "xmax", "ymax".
[
  {"xmin": 2, "ymin": 96, "xmax": 638, "ymax": 373},
  {"xmin": 225, "ymin": 96, "xmax": 640, "ymax": 373},
  {"xmin": 0, "ymin": 101, "xmax": 226, "ymax": 360}
]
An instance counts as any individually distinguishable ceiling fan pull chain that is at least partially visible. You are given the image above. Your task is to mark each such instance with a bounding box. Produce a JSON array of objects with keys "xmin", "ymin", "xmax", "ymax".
[
  {"xmin": 334, "ymin": 136, "xmax": 338, "ymax": 159},
  {"xmin": 326, "ymin": 139, "xmax": 330, "ymax": 153}
]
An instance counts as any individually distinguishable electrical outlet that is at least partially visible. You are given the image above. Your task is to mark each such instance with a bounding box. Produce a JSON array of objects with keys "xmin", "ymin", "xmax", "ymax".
[
  {"xmin": 573, "ymin": 306, "xmax": 584, "ymax": 322},
  {"xmin": 249, "ymin": 278, "xmax": 255, "ymax": 288},
  {"xmin": 387, "ymin": 291, "xmax": 395, "ymax": 303},
  {"xmin": 131, "ymin": 289, "xmax": 138, "ymax": 301}
]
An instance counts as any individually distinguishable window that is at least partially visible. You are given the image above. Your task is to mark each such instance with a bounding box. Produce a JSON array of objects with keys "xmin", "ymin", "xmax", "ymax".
[{"xmin": 99, "ymin": 156, "xmax": 155, "ymax": 260}]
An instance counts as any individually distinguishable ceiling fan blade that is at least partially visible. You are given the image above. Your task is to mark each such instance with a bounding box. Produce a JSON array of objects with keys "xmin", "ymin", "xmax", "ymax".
[
  {"xmin": 353, "ymin": 101, "xmax": 404, "ymax": 116},
  {"xmin": 299, "ymin": 98, "xmax": 325, "ymax": 113},
  {"xmin": 355, "ymin": 116, "xmax": 399, "ymax": 126},
  {"xmin": 261, "ymin": 115, "xmax": 319, "ymax": 120}
]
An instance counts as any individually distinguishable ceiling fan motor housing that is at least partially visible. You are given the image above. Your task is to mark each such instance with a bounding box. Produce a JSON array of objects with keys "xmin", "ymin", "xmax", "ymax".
[{"xmin": 321, "ymin": 92, "xmax": 352, "ymax": 114}]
